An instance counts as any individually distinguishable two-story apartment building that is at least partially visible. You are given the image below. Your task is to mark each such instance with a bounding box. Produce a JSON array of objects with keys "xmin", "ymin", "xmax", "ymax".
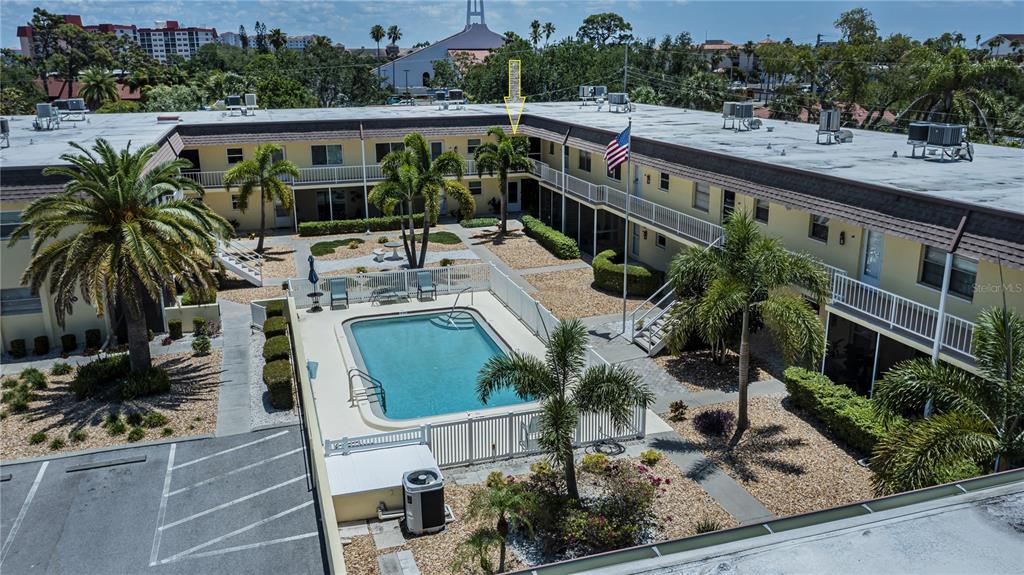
[{"xmin": 1, "ymin": 103, "xmax": 1021, "ymax": 395}]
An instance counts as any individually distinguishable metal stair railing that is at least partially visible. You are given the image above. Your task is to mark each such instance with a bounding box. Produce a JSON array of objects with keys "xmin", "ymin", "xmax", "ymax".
[
  {"xmin": 215, "ymin": 238, "xmax": 264, "ymax": 285},
  {"xmin": 347, "ymin": 367, "xmax": 387, "ymax": 413}
]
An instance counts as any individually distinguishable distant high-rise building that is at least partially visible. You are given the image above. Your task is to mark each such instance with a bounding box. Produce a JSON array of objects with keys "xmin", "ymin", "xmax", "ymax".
[
  {"xmin": 286, "ymin": 35, "xmax": 316, "ymax": 50},
  {"xmin": 218, "ymin": 31, "xmax": 243, "ymax": 47},
  {"xmin": 16, "ymin": 15, "xmax": 217, "ymax": 63}
]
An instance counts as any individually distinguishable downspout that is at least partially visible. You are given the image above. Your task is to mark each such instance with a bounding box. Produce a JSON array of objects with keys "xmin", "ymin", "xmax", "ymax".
[
  {"xmin": 561, "ymin": 128, "xmax": 570, "ymax": 233},
  {"xmin": 926, "ymin": 212, "xmax": 970, "ymax": 415},
  {"xmin": 360, "ymin": 123, "xmax": 370, "ymax": 234}
]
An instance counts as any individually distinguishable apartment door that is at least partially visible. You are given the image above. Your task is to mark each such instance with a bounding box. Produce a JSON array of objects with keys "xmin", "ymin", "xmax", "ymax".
[
  {"xmin": 507, "ymin": 181, "xmax": 521, "ymax": 212},
  {"xmin": 274, "ymin": 200, "xmax": 291, "ymax": 228},
  {"xmin": 861, "ymin": 230, "xmax": 884, "ymax": 287},
  {"xmin": 630, "ymin": 223, "xmax": 640, "ymax": 257}
]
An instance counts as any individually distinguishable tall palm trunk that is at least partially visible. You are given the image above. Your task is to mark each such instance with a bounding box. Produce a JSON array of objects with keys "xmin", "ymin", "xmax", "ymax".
[
  {"xmin": 398, "ymin": 201, "xmax": 415, "ymax": 264},
  {"xmin": 256, "ymin": 191, "xmax": 267, "ymax": 253},
  {"xmin": 498, "ymin": 174, "xmax": 508, "ymax": 235},
  {"xmin": 125, "ymin": 304, "xmax": 152, "ymax": 373},
  {"xmin": 736, "ymin": 306, "xmax": 751, "ymax": 432},
  {"xmin": 564, "ymin": 445, "xmax": 580, "ymax": 499},
  {"xmin": 417, "ymin": 216, "xmax": 430, "ymax": 268},
  {"xmin": 496, "ymin": 514, "xmax": 509, "ymax": 573}
]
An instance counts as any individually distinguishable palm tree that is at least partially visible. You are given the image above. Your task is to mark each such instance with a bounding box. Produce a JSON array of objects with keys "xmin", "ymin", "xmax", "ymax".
[
  {"xmin": 473, "ymin": 127, "xmax": 531, "ymax": 236},
  {"xmin": 386, "ymin": 25, "xmax": 402, "ymax": 48},
  {"xmin": 370, "ymin": 24, "xmax": 385, "ymax": 62},
  {"xmin": 478, "ymin": 319, "xmax": 654, "ymax": 499},
  {"xmin": 268, "ymin": 28, "xmax": 287, "ymax": 52},
  {"xmin": 9, "ymin": 139, "xmax": 229, "ymax": 373},
  {"xmin": 542, "ymin": 22, "xmax": 556, "ymax": 46},
  {"xmin": 453, "ymin": 527, "xmax": 502, "ymax": 575},
  {"xmin": 222, "ymin": 143, "xmax": 299, "ymax": 254},
  {"xmin": 78, "ymin": 67, "xmax": 118, "ymax": 110},
  {"xmin": 369, "ymin": 132, "xmax": 474, "ymax": 268},
  {"xmin": 530, "ymin": 20, "xmax": 541, "ymax": 49},
  {"xmin": 464, "ymin": 472, "xmax": 534, "ymax": 573},
  {"xmin": 870, "ymin": 307, "xmax": 1023, "ymax": 494},
  {"xmin": 664, "ymin": 211, "xmax": 830, "ymax": 433}
]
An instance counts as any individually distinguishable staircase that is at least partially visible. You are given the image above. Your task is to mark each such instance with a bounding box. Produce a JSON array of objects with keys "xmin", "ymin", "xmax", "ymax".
[
  {"xmin": 628, "ymin": 281, "xmax": 675, "ymax": 356},
  {"xmin": 214, "ymin": 239, "xmax": 264, "ymax": 286}
]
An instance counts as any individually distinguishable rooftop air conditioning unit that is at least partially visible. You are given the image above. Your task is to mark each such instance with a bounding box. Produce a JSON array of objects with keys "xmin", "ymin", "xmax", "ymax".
[
  {"xmin": 907, "ymin": 121, "xmax": 931, "ymax": 144},
  {"xmin": 927, "ymin": 123, "xmax": 964, "ymax": 147},
  {"xmin": 403, "ymin": 469, "xmax": 445, "ymax": 535},
  {"xmin": 734, "ymin": 102, "xmax": 754, "ymax": 119},
  {"xmin": 0, "ymin": 117, "xmax": 9, "ymax": 149},
  {"xmin": 435, "ymin": 90, "xmax": 447, "ymax": 101},
  {"xmin": 608, "ymin": 92, "xmax": 628, "ymax": 105},
  {"xmin": 722, "ymin": 101, "xmax": 738, "ymax": 118},
  {"xmin": 819, "ymin": 109, "xmax": 840, "ymax": 132},
  {"xmin": 37, "ymin": 103, "xmax": 56, "ymax": 117},
  {"xmin": 448, "ymin": 89, "xmax": 464, "ymax": 101},
  {"xmin": 593, "ymin": 86, "xmax": 607, "ymax": 98},
  {"xmin": 67, "ymin": 98, "xmax": 87, "ymax": 112},
  {"xmin": 225, "ymin": 95, "xmax": 242, "ymax": 107},
  {"xmin": 244, "ymin": 93, "xmax": 257, "ymax": 108},
  {"xmin": 579, "ymin": 85, "xmax": 593, "ymax": 98}
]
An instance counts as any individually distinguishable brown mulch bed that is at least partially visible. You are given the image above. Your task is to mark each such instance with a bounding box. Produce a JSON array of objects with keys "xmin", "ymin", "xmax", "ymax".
[
  {"xmin": 0, "ymin": 350, "xmax": 221, "ymax": 460},
  {"xmin": 529, "ymin": 267, "xmax": 647, "ymax": 320},
  {"xmin": 654, "ymin": 348, "xmax": 778, "ymax": 393},
  {"xmin": 667, "ymin": 396, "xmax": 874, "ymax": 518},
  {"xmin": 474, "ymin": 231, "xmax": 568, "ymax": 270},
  {"xmin": 259, "ymin": 245, "xmax": 297, "ymax": 279},
  {"xmin": 650, "ymin": 457, "xmax": 739, "ymax": 538}
]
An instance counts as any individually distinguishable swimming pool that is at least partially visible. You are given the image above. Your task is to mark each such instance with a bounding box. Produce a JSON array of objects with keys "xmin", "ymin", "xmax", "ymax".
[{"xmin": 347, "ymin": 310, "xmax": 529, "ymax": 420}]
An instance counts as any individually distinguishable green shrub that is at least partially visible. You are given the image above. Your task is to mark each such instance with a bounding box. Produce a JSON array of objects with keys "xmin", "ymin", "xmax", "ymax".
[
  {"xmin": 413, "ymin": 231, "xmax": 461, "ymax": 245},
  {"xmin": 263, "ymin": 316, "xmax": 287, "ymax": 338},
  {"xmin": 263, "ymin": 335, "xmax": 291, "ymax": 362},
  {"xmin": 694, "ymin": 517, "xmax": 723, "ymax": 534},
  {"xmin": 51, "ymin": 361, "xmax": 73, "ymax": 376},
  {"xmin": 191, "ymin": 335, "xmax": 211, "ymax": 356},
  {"xmin": 10, "ymin": 339, "xmax": 26, "ymax": 358},
  {"xmin": 355, "ymin": 266, "xmax": 368, "ymax": 273},
  {"xmin": 105, "ymin": 415, "xmax": 127, "ymax": 436},
  {"xmin": 143, "ymin": 411, "xmax": 168, "ymax": 428},
  {"xmin": 1, "ymin": 377, "xmax": 17, "ymax": 389},
  {"xmin": 29, "ymin": 431, "xmax": 47, "ymax": 445},
  {"xmin": 579, "ymin": 452, "xmax": 609, "ymax": 474},
  {"xmin": 265, "ymin": 300, "xmax": 285, "ymax": 318},
  {"xmin": 72, "ymin": 355, "xmax": 130, "ymax": 399},
  {"xmin": 49, "ymin": 438, "xmax": 66, "ymax": 450},
  {"xmin": 95, "ymin": 100, "xmax": 139, "ymax": 113},
  {"xmin": 161, "ymin": 427, "xmax": 174, "ymax": 436},
  {"xmin": 33, "ymin": 336, "xmax": 50, "ymax": 356},
  {"xmin": 263, "ymin": 359, "xmax": 294, "ymax": 410},
  {"xmin": 61, "ymin": 333, "xmax": 78, "ymax": 353},
  {"xmin": 127, "ymin": 427, "xmax": 145, "ymax": 442},
  {"xmin": 783, "ymin": 367, "xmax": 895, "ymax": 455},
  {"xmin": 2, "ymin": 383, "xmax": 32, "ymax": 412},
  {"xmin": 668, "ymin": 400, "xmax": 688, "ymax": 421},
  {"xmin": 126, "ymin": 411, "xmax": 144, "ymax": 426},
  {"xmin": 521, "ymin": 215, "xmax": 581, "ymax": 259},
  {"xmin": 460, "ymin": 217, "xmax": 499, "ymax": 228},
  {"xmin": 639, "ymin": 449, "xmax": 663, "ymax": 466},
  {"xmin": 592, "ymin": 249, "xmax": 663, "ymax": 297},
  {"xmin": 377, "ymin": 235, "xmax": 389, "ymax": 244},
  {"xmin": 310, "ymin": 238, "xmax": 365, "ymax": 256},
  {"xmin": 439, "ymin": 258, "xmax": 454, "ymax": 267},
  {"xmin": 298, "ymin": 213, "xmax": 425, "ymax": 236},
  {"xmin": 168, "ymin": 320, "xmax": 183, "ymax": 340},
  {"xmin": 21, "ymin": 368, "xmax": 46, "ymax": 390},
  {"xmin": 181, "ymin": 287, "xmax": 217, "ymax": 306},
  {"xmin": 120, "ymin": 367, "xmax": 171, "ymax": 400},
  {"xmin": 68, "ymin": 429, "xmax": 88, "ymax": 442},
  {"xmin": 192, "ymin": 317, "xmax": 207, "ymax": 336},
  {"xmin": 85, "ymin": 329, "xmax": 102, "ymax": 350}
]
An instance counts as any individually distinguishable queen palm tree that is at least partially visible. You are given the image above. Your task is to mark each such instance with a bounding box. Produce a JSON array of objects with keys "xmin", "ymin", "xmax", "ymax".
[
  {"xmin": 478, "ymin": 319, "xmax": 654, "ymax": 499},
  {"xmin": 870, "ymin": 307, "xmax": 1023, "ymax": 494},
  {"xmin": 369, "ymin": 132, "xmax": 474, "ymax": 268},
  {"xmin": 542, "ymin": 22, "xmax": 556, "ymax": 46},
  {"xmin": 464, "ymin": 472, "xmax": 534, "ymax": 573},
  {"xmin": 78, "ymin": 67, "xmax": 118, "ymax": 110},
  {"xmin": 9, "ymin": 139, "xmax": 229, "ymax": 373},
  {"xmin": 268, "ymin": 28, "xmax": 287, "ymax": 52},
  {"xmin": 222, "ymin": 143, "xmax": 299, "ymax": 254},
  {"xmin": 370, "ymin": 24, "xmax": 385, "ymax": 62},
  {"xmin": 664, "ymin": 211, "xmax": 830, "ymax": 433},
  {"xmin": 473, "ymin": 127, "xmax": 531, "ymax": 236}
]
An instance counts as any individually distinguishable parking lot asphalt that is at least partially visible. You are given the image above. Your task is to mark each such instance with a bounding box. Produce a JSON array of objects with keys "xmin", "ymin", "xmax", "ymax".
[{"xmin": 0, "ymin": 425, "xmax": 327, "ymax": 574}]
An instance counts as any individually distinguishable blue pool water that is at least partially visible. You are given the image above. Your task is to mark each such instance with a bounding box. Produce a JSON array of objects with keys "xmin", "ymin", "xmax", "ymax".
[{"xmin": 349, "ymin": 312, "xmax": 527, "ymax": 419}]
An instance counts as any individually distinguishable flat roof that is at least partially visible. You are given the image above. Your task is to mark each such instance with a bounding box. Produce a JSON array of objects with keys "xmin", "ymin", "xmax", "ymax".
[
  {"xmin": 325, "ymin": 443, "xmax": 440, "ymax": 496},
  {"xmin": 2, "ymin": 102, "xmax": 1022, "ymax": 214}
]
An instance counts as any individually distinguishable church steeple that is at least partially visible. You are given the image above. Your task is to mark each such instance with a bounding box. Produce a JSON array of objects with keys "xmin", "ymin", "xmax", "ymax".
[{"xmin": 466, "ymin": 0, "xmax": 485, "ymax": 29}]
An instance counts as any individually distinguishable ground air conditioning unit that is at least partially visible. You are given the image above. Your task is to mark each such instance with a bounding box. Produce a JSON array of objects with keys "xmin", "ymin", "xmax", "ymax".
[
  {"xmin": 607, "ymin": 92, "xmax": 630, "ymax": 113},
  {"xmin": 404, "ymin": 469, "xmax": 445, "ymax": 535}
]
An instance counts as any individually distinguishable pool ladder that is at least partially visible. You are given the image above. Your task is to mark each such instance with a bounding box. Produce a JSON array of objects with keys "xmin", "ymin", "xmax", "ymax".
[
  {"xmin": 347, "ymin": 367, "xmax": 387, "ymax": 414},
  {"xmin": 446, "ymin": 286, "xmax": 474, "ymax": 326}
]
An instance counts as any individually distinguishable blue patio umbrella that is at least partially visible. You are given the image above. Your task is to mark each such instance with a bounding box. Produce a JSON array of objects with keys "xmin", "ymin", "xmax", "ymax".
[{"xmin": 307, "ymin": 254, "xmax": 319, "ymax": 286}]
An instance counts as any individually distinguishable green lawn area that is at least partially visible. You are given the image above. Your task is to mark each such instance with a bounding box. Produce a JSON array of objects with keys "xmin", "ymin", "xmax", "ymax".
[
  {"xmin": 310, "ymin": 237, "xmax": 365, "ymax": 256},
  {"xmin": 413, "ymin": 231, "xmax": 462, "ymax": 245}
]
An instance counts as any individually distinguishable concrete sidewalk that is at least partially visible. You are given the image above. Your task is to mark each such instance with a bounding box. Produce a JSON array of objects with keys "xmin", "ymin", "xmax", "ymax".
[{"xmin": 214, "ymin": 300, "xmax": 253, "ymax": 436}]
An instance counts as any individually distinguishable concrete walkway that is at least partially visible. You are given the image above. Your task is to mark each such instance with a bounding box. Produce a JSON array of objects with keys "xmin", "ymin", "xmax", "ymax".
[
  {"xmin": 447, "ymin": 219, "xmax": 537, "ymax": 293},
  {"xmin": 519, "ymin": 260, "xmax": 593, "ymax": 275},
  {"xmin": 214, "ymin": 300, "xmax": 253, "ymax": 436}
]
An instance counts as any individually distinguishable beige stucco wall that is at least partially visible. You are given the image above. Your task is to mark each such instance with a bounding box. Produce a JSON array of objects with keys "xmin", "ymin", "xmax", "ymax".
[{"xmin": 333, "ymin": 487, "xmax": 404, "ymax": 523}]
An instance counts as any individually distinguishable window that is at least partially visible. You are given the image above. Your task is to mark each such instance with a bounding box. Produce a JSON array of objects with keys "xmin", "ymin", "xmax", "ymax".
[
  {"xmin": 659, "ymin": 172, "xmax": 670, "ymax": 191},
  {"xmin": 374, "ymin": 142, "xmax": 404, "ymax": 163},
  {"xmin": 723, "ymin": 190, "xmax": 736, "ymax": 219},
  {"xmin": 578, "ymin": 150, "xmax": 591, "ymax": 172},
  {"xmin": 548, "ymin": 142, "xmax": 554, "ymax": 155},
  {"xmin": 608, "ymin": 164, "xmax": 621, "ymax": 180},
  {"xmin": 0, "ymin": 287, "xmax": 42, "ymax": 316},
  {"xmin": 311, "ymin": 144, "xmax": 342, "ymax": 166},
  {"xmin": 467, "ymin": 139, "xmax": 481, "ymax": 155},
  {"xmin": 920, "ymin": 247, "xmax": 977, "ymax": 300},
  {"xmin": 226, "ymin": 148, "xmax": 243, "ymax": 164},
  {"xmin": 656, "ymin": 233, "xmax": 667, "ymax": 249},
  {"xmin": 469, "ymin": 181, "xmax": 482, "ymax": 195},
  {"xmin": 809, "ymin": 214, "xmax": 830, "ymax": 242},
  {"xmin": 694, "ymin": 182, "xmax": 710, "ymax": 212},
  {"xmin": 429, "ymin": 141, "xmax": 443, "ymax": 161},
  {"xmin": 1, "ymin": 212, "xmax": 23, "ymax": 240},
  {"xmin": 755, "ymin": 199, "xmax": 770, "ymax": 223},
  {"xmin": 231, "ymin": 194, "xmax": 243, "ymax": 210}
]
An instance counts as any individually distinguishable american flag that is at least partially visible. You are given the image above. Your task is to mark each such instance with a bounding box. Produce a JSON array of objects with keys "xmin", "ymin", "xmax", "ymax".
[{"xmin": 605, "ymin": 125, "xmax": 630, "ymax": 172}]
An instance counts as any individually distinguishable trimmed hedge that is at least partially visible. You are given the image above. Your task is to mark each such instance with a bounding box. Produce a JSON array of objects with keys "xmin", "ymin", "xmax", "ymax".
[
  {"xmin": 10, "ymin": 339, "xmax": 26, "ymax": 358},
  {"xmin": 298, "ymin": 213, "xmax": 425, "ymax": 237},
  {"xmin": 521, "ymin": 215, "xmax": 581, "ymax": 259},
  {"xmin": 85, "ymin": 329, "xmax": 102, "ymax": 350},
  {"xmin": 263, "ymin": 335, "xmax": 291, "ymax": 362},
  {"xmin": 460, "ymin": 217, "xmax": 499, "ymax": 228},
  {"xmin": 592, "ymin": 249, "xmax": 663, "ymax": 297},
  {"xmin": 61, "ymin": 334, "xmax": 77, "ymax": 353},
  {"xmin": 265, "ymin": 300, "xmax": 285, "ymax": 318},
  {"xmin": 192, "ymin": 317, "xmax": 207, "ymax": 336},
  {"xmin": 33, "ymin": 336, "xmax": 50, "ymax": 356},
  {"xmin": 263, "ymin": 316, "xmax": 287, "ymax": 338},
  {"xmin": 72, "ymin": 355, "xmax": 131, "ymax": 399},
  {"xmin": 263, "ymin": 359, "xmax": 294, "ymax": 410},
  {"xmin": 783, "ymin": 367, "xmax": 897, "ymax": 456},
  {"xmin": 168, "ymin": 320, "xmax": 183, "ymax": 340},
  {"xmin": 121, "ymin": 368, "xmax": 171, "ymax": 400}
]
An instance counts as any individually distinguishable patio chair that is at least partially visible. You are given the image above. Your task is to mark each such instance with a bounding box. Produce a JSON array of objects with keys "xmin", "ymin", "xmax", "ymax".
[
  {"xmin": 329, "ymin": 277, "xmax": 349, "ymax": 309},
  {"xmin": 416, "ymin": 271, "xmax": 436, "ymax": 300}
]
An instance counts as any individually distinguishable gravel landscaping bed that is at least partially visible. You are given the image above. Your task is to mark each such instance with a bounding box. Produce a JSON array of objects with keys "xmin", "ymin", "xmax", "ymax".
[
  {"xmin": 474, "ymin": 231, "xmax": 569, "ymax": 270},
  {"xmin": 650, "ymin": 457, "xmax": 739, "ymax": 538},
  {"xmin": 259, "ymin": 245, "xmax": 297, "ymax": 279},
  {"xmin": 217, "ymin": 274, "xmax": 289, "ymax": 305},
  {"xmin": 529, "ymin": 267, "xmax": 647, "ymax": 320},
  {"xmin": 0, "ymin": 350, "xmax": 221, "ymax": 460},
  {"xmin": 668, "ymin": 395, "xmax": 874, "ymax": 518},
  {"xmin": 249, "ymin": 331, "xmax": 298, "ymax": 429},
  {"xmin": 654, "ymin": 348, "xmax": 778, "ymax": 393}
]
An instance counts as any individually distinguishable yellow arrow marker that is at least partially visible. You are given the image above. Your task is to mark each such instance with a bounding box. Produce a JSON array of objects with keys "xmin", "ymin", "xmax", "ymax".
[{"xmin": 503, "ymin": 59, "xmax": 525, "ymax": 134}]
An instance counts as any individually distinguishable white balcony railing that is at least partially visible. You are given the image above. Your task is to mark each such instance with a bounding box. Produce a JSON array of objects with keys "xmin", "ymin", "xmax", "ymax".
[{"xmin": 184, "ymin": 159, "xmax": 480, "ymax": 190}]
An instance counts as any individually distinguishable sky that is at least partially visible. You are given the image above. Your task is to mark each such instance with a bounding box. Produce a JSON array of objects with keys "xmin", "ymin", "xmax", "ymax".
[{"xmin": 3, "ymin": 0, "xmax": 1022, "ymax": 51}]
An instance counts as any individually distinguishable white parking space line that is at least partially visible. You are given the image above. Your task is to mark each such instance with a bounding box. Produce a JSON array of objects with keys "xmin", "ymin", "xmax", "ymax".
[
  {"xmin": 168, "ymin": 448, "xmax": 303, "ymax": 497},
  {"xmin": 149, "ymin": 444, "xmax": 176, "ymax": 567},
  {"xmin": 159, "ymin": 475, "xmax": 307, "ymax": 530},
  {"xmin": 0, "ymin": 461, "xmax": 48, "ymax": 567},
  {"xmin": 171, "ymin": 431, "xmax": 289, "ymax": 471},
  {"xmin": 177, "ymin": 532, "xmax": 319, "ymax": 561},
  {"xmin": 158, "ymin": 501, "xmax": 313, "ymax": 564}
]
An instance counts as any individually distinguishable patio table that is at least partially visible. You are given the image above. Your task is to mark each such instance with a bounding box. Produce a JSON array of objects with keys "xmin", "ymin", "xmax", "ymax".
[{"xmin": 384, "ymin": 241, "xmax": 404, "ymax": 261}]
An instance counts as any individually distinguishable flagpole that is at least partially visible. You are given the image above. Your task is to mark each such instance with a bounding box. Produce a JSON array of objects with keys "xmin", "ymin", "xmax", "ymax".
[{"xmin": 621, "ymin": 117, "xmax": 632, "ymax": 335}]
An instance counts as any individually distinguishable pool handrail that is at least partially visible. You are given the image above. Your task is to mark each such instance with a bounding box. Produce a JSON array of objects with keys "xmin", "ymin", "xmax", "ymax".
[{"xmin": 347, "ymin": 366, "xmax": 387, "ymax": 413}]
